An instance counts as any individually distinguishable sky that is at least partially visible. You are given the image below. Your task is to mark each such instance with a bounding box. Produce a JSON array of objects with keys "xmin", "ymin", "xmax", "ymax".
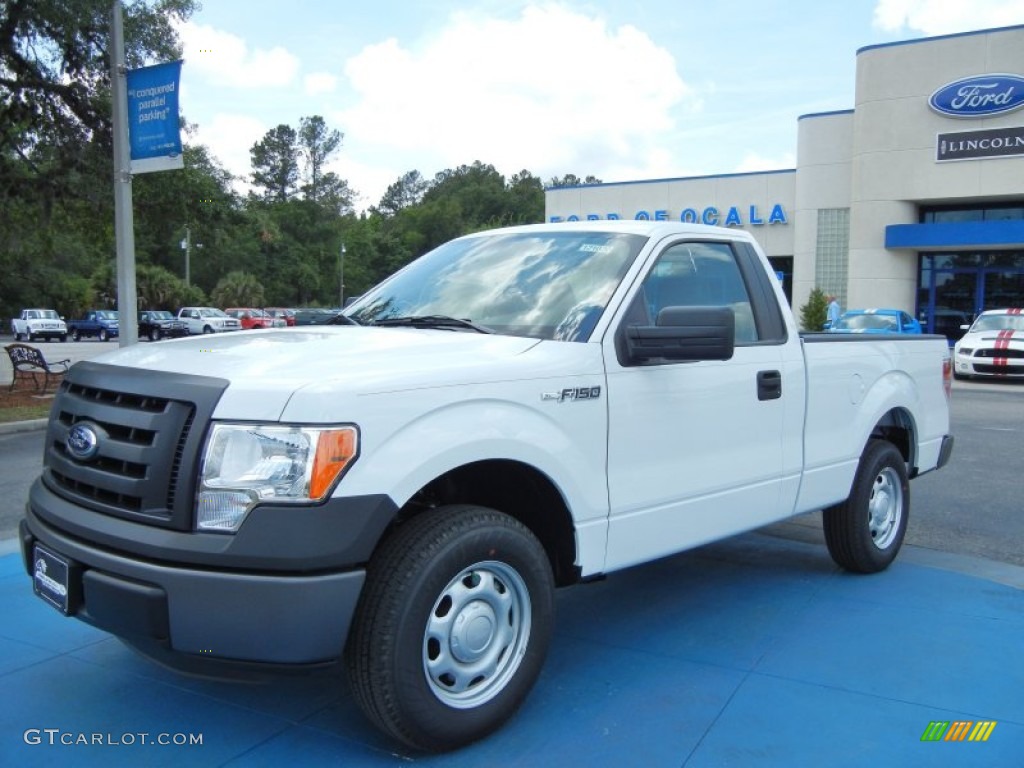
[{"xmin": 173, "ymin": 0, "xmax": 1024, "ymax": 211}]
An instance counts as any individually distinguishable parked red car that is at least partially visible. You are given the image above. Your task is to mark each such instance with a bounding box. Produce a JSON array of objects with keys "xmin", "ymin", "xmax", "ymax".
[{"xmin": 224, "ymin": 308, "xmax": 285, "ymax": 330}]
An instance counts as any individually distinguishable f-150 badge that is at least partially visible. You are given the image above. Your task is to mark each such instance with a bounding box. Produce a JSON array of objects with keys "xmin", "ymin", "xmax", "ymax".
[{"xmin": 541, "ymin": 386, "xmax": 602, "ymax": 402}]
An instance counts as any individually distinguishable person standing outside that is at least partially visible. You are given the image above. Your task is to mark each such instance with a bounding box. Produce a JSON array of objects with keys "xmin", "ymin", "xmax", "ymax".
[{"xmin": 827, "ymin": 294, "xmax": 842, "ymax": 329}]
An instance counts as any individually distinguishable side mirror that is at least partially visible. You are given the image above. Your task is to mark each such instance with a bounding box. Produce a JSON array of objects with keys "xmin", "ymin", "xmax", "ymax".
[
  {"xmin": 959, "ymin": 324, "xmax": 970, "ymax": 331},
  {"xmin": 624, "ymin": 306, "xmax": 735, "ymax": 363}
]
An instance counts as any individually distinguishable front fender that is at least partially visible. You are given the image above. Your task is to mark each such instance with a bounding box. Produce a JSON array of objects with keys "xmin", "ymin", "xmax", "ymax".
[{"xmin": 336, "ymin": 395, "xmax": 609, "ymax": 528}]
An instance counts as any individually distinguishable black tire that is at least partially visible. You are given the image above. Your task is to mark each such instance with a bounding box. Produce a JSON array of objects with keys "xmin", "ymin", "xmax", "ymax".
[
  {"xmin": 823, "ymin": 440, "xmax": 909, "ymax": 573},
  {"xmin": 148, "ymin": 328, "xmax": 160, "ymax": 342},
  {"xmin": 14, "ymin": 332, "xmax": 23, "ymax": 342},
  {"xmin": 202, "ymin": 325, "xmax": 214, "ymax": 334},
  {"xmin": 27, "ymin": 334, "xmax": 35, "ymax": 343},
  {"xmin": 72, "ymin": 330, "xmax": 81, "ymax": 341},
  {"xmin": 98, "ymin": 329, "xmax": 108, "ymax": 342},
  {"xmin": 59, "ymin": 334, "xmax": 67, "ymax": 342},
  {"xmin": 345, "ymin": 505, "xmax": 555, "ymax": 752}
]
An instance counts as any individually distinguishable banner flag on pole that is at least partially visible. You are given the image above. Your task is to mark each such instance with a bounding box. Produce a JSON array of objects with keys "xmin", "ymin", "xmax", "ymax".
[{"xmin": 126, "ymin": 60, "xmax": 184, "ymax": 174}]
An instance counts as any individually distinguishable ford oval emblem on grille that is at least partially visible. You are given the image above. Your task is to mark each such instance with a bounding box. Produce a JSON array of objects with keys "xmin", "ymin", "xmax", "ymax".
[{"xmin": 67, "ymin": 423, "xmax": 100, "ymax": 461}]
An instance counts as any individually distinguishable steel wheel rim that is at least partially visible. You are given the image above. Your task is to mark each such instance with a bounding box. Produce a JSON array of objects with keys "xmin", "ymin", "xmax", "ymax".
[
  {"xmin": 423, "ymin": 560, "xmax": 531, "ymax": 709},
  {"xmin": 868, "ymin": 467, "xmax": 903, "ymax": 549}
]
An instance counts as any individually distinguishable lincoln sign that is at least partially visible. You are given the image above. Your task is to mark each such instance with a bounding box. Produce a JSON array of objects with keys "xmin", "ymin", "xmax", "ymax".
[{"xmin": 936, "ymin": 126, "xmax": 1024, "ymax": 162}]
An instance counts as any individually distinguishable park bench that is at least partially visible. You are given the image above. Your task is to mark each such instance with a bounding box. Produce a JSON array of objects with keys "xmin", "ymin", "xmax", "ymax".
[{"xmin": 4, "ymin": 343, "xmax": 71, "ymax": 392}]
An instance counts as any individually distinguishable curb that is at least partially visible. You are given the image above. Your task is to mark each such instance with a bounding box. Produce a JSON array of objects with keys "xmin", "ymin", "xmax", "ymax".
[{"xmin": 0, "ymin": 419, "xmax": 47, "ymax": 436}]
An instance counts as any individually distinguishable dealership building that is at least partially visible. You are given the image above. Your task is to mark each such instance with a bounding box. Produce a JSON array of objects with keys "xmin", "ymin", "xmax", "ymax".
[{"xmin": 545, "ymin": 24, "xmax": 1024, "ymax": 338}]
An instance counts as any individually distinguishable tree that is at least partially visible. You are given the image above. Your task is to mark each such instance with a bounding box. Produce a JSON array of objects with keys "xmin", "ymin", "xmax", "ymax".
[
  {"xmin": 250, "ymin": 124, "xmax": 299, "ymax": 202},
  {"xmin": 800, "ymin": 287, "xmax": 829, "ymax": 332},
  {"xmin": 298, "ymin": 115, "xmax": 341, "ymax": 203},
  {"xmin": 211, "ymin": 271, "xmax": 265, "ymax": 307},
  {"xmin": 0, "ymin": 0, "xmax": 197, "ymax": 203},
  {"xmin": 506, "ymin": 170, "xmax": 545, "ymax": 224},
  {"xmin": 375, "ymin": 170, "xmax": 428, "ymax": 217},
  {"xmin": 547, "ymin": 174, "xmax": 602, "ymax": 188}
]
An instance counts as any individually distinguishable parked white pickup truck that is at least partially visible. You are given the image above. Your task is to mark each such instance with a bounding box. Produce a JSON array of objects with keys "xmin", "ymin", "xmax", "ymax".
[
  {"xmin": 176, "ymin": 306, "xmax": 242, "ymax": 334},
  {"xmin": 11, "ymin": 308, "xmax": 68, "ymax": 342},
  {"xmin": 21, "ymin": 222, "xmax": 952, "ymax": 752}
]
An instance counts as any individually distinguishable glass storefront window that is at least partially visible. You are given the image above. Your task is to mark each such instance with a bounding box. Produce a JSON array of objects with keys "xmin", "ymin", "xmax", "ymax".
[{"xmin": 917, "ymin": 250, "xmax": 1024, "ymax": 343}]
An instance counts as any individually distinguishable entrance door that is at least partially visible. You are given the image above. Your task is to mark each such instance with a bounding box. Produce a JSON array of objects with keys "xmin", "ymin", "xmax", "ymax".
[{"xmin": 919, "ymin": 252, "xmax": 1024, "ymax": 342}]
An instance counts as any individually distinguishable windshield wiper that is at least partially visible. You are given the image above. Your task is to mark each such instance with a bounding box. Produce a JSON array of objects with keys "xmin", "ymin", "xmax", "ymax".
[
  {"xmin": 325, "ymin": 313, "xmax": 359, "ymax": 326},
  {"xmin": 373, "ymin": 315, "xmax": 493, "ymax": 334}
]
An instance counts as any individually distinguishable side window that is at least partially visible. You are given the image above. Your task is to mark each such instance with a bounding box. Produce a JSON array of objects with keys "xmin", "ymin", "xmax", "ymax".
[{"xmin": 640, "ymin": 242, "xmax": 759, "ymax": 344}]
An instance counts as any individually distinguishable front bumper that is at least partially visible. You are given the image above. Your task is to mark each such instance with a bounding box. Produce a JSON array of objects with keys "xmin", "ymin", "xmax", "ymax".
[
  {"xmin": 21, "ymin": 479, "xmax": 398, "ymax": 669},
  {"xmin": 955, "ymin": 351, "xmax": 1024, "ymax": 378},
  {"xmin": 21, "ymin": 509, "xmax": 363, "ymax": 668}
]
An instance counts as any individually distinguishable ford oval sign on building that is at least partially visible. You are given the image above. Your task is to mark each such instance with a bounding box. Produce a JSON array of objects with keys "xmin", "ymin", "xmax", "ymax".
[{"xmin": 929, "ymin": 74, "xmax": 1024, "ymax": 118}]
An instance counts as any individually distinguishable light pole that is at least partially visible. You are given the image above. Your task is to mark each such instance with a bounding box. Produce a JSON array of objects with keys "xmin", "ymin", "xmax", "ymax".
[
  {"xmin": 339, "ymin": 242, "xmax": 346, "ymax": 308},
  {"xmin": 180, "ymin": 227, "xmax": 202, "ymax": 286},
  {"xmin": 181, "ymin": 226, "xmax": 191, "ymax": 286}
]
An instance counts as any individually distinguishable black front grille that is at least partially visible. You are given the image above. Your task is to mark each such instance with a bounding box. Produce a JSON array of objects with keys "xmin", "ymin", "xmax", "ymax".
[
  {"xmin": 973, "ymin": 363, "xmax": 1024, "ymax": 375},
  {"xmin": 975, "ymin": 348, "xmax": 1024, "ymax": 359},
  {"xmin": 44, "ymin": 363, "xmax": 228, "ymax": 531}
]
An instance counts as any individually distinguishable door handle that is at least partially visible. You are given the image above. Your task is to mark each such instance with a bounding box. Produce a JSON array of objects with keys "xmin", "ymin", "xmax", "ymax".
[{"xmin": 757, "ymin": 370, "xmax": 782, "ymax": 401}]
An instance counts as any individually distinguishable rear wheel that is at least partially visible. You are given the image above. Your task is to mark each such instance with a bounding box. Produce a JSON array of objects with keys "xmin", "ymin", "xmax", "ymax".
[
  {"xmin": 823, "ymin": 440, "xmax": 909, "ymax": 573},
  {"xmin": 345, "ymin": 505, "xmax": 554, "ymax": 752}
]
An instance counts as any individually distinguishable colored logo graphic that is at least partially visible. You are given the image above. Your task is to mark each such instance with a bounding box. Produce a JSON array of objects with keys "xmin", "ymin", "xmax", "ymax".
[
  {"xmin": 929, "ymin": 74, "xmax": 1024, "ymax": 118},
  {"xmin": 921, "ymin": 721, "xmax": 997, "ymax": 742}
]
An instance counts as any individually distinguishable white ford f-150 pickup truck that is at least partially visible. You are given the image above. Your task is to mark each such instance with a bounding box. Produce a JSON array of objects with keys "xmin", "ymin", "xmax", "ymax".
[{"xmin": 20, "ymin": 221, "xmax": 953, "ymax": 752}]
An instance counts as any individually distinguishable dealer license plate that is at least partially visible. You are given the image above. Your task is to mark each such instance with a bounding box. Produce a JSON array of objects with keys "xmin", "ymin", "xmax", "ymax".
[{"xmin": 33, "ymin": 544, "xmax": 72, "ymax": 614}]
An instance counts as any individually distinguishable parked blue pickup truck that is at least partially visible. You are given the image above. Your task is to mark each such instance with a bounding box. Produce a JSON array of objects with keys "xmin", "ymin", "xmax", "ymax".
[{"xmin": 67, "ymin": 310, "xmax": 119, "ymax": 341}]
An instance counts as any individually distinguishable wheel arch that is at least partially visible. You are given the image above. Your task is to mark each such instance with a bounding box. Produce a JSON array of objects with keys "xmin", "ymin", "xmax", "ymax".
[
  {"xmin": 380, "ymin": 459, "xmax": 580, "ymax": 587},
  {"xmin": 865, "ymin": 406, "xmax": 917, "ymax": 472}
]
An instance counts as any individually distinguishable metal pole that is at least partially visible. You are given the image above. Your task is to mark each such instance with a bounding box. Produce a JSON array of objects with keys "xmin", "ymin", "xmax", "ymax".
[
  {"xmin": 339, "ymin": 242, "xmax": 346, "ymax": 308},
  {"xmin": 185, "ymin": 226, "xmax": 191, "ymax": 286},
  {"xmin": 111, "ymin": 0, "xmax": 139, "ymax": 346}
]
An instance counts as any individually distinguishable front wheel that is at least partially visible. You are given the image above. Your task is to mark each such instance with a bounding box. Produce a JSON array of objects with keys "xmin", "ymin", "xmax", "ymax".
[
  {"xmin": 148, "ymin": 328, "xmax": 160, "ymax": 342},
  {"xmin": 345, "ymin": 505, "xmax": 554, "ymax": 752},
  {"xmin": 202, "ymin": 325, "xmax": 214, "ymax": 334},
  {"xmin": 98, "ymin": 329, "xmax": 109, "ymax": 342},
  {"xmin": 823, "ymin": 440, "xmax": 909, "ymax": 573},
  {"xmin": 72, "ymin": 330, "xmax": 81, "ymax": 341}
]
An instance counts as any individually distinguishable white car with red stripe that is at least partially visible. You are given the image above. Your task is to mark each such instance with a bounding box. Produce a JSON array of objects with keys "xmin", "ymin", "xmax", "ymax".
[{"xmin": 953, "ymin": 308, "xmax": 1024, "ymax": 379}]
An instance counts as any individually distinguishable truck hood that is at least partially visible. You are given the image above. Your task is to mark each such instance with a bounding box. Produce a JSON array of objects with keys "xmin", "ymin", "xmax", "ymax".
[{"xmin": 84, "ymin": 327, "xmax": 547, "ymax": 421}]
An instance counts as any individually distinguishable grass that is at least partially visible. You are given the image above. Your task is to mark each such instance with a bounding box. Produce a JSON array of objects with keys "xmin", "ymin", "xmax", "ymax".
[{"xmin": 0, "ymin": 382, "xmax": 57, "ymax": 423}]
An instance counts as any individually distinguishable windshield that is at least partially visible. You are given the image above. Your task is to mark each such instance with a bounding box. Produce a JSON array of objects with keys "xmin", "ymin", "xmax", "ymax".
[
  {"xmin": 97, "ymin": 310, "xmax": 118, "ymax": 320},
  {"xmin": 200, "ymin": 308, "xmax": 228, "ymax": 318},
  {"xmin": 971, "ymin": 313, "xmax": 1024, "ymax": 332},
  {"xmin": 152, "ymin": 311, "xmax": 174, "ymax": 320},
  {"xmin": 835, "ymin": 313, "xmax": 898, "ymax": 331},
  {"xmin": 346, "ymin": 231, "xmax": 646, "ymax": 341}
]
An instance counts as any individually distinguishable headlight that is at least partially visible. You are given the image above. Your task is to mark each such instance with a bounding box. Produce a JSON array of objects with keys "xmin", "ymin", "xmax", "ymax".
[{"xmin": 197, "ymin": 423, "xmax": 358, "ymax": 532}]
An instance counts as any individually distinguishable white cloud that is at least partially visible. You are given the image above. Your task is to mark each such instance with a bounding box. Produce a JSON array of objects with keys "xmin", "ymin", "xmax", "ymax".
[
  {"xmin": 176, "ymin": 21, "xmax": 300, "ymax": 88},
  {"xmin": 336, "ymin": 4, "xmax": 695, "ymax": 192},
  {"xmin": 304, "ymin": 72, "xmax": 338, "ymax": 95},
  {"xmin": 873, "ymin": 0, "xmax": 1024, "ymax": 35},
  {"xmin": 192, "ymin": 113, "xmax": 267, "ymax": 186}
]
